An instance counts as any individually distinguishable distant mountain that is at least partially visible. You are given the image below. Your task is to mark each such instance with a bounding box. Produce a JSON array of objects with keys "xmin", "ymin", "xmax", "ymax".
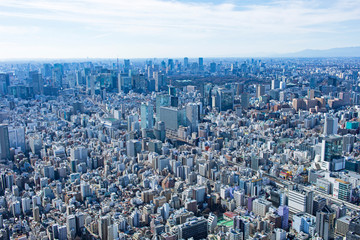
[{"xmin": 280, "ymin": 46, "xmax": 360, "ymax": 58}]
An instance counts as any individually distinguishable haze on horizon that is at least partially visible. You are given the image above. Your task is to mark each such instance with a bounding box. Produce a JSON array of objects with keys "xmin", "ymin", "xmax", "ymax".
[{"xmin": 0, "ymin": 0, "xmax": 359, "ymax": 59}]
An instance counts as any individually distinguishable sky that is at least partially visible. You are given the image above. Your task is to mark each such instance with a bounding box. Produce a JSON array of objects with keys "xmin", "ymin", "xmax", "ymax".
[{"xmin": 0, "ymin": 0, "xmax": 359, "ymax": 59}]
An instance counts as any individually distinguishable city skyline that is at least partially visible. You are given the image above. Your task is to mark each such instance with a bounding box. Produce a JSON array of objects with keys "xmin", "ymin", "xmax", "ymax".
[{"xmin": 1, "ymin": 0, "xmax": 360, "ymax": 59}]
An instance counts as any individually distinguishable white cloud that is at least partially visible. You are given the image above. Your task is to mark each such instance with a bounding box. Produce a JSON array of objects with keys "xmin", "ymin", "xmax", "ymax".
[{"xmin": 0, "ymin": 0, "xmax": 359, "ymax": 58}]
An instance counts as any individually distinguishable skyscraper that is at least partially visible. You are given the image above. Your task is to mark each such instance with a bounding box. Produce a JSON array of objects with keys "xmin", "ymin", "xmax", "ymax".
[
  {"xmin": 0, "ymin": 124, "xmax": 10, "ymax": 160},
  {"xmin": 30, "ymin": 71, "xmax": 44, "ymax": 95},
  {"xmin": 98, "ymin": 215, "xmax": 110, "ymax": 240},
  {"xmin": 316, "ymin": 205, "xmax": 335, "ymax": 240},
  {"xmin": 278, "ymin": 205, "xmax": 289, "ymax": 230},
  {"xmin": 186, "ymin": 103, "xmax": 199, "ymax": 133},
  {"xmin": 198, "ymin": 57, "xmax": 204, "ymax": 71},
  {"xmin": 184, "ymin": 57, "xmax": 189, "ymax": 69},
  {"xmin": 141, "ymin": 102, "xmax": 154, "ymax": 129},
  {"xmin": 256, "ymin": 84, "xmax": 265, "ymax": 98},
  {"xmin": 324, "ymin": 115, "xmax": 338, "ymax": 135}
]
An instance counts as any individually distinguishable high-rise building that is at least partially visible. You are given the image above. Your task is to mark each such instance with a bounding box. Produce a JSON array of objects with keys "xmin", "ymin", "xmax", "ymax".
[
  {"xmin": 241, "ymin": 93, "xmax": 250, "ymax": 109},
  {"xmin": 178, "ymin": 217, "xmax": 208, "ymax": 240},
  {"xmin": 80, "ymin": 181, "xmax": 91, "ymax": 201},
  {"xmin": 198, "ymin": 58, "xmax": 204, "ymax": 71},
  {"xmin": 8, "ymin": 126, "xmax": 25, "ymax": 152},
  {"xmin": 153, "ymin": 72, "xmax": 165, "ymax": 92},
  {"xmin": 156, "ymin": 94, "xmax": 171, "ymax": 121},
  {"xmin": 186, "ymin": 103, "xmax": 199, "ymax": 133},
  {"xmin": 316, "ymin": 205, "xmax": 335, "ymax": 240},
  {"xmin": 67, "ymin": 214, "xmax": 76, "ymax": 239},
  {"xmin": 320, "ymin": 136, "xmax": 343, "ymax": 171},
  {"xmin": 58, "ymin": 225, "xmax": 67, "ymax": 240},
  {"xmin": 0, "ymin": 73, "xmax": 10, "ymax": 95},
  {"xmin": 288, "ymin": 189, "xmax": 313, "ymax": 214},
  {"xmin": 30, "ymin": 71, "xmax": 43, "ymax": 95},
  {"xmin": 324, "ymin": 115, "xmax": 338, "ymax": 135},
  {"xmin": 210, "ymin": 62, "xmax": 216, "ymax": 73},
  {"xmin": 141, "ymin": 102, "xmax": 154, "ymax": 129},
  {"xmin": 252, "ymin": 198, "xmax": 272, "ymax": 217},
  {"xmin": 292, "ymin": 212, "xmax": 316, "ymax": 235},
  {"xmin": 99, "ymin": 215, "xmax": 110, "ymax": 240},
  {"xmin": 213, "ymin": 88, "xmax": 234, "ymax": 111},
  {"xmin": 160, "ymin": 106, "xmax": 185, "ymax": 131},
  {"xmin": 124, "ymin": 59, "xmax": 130, "ymax": 74},
  {"xmin": 0, "ymin": 124, "xmax": 10, "ymax": 160},
  {"xmin": 256, "ymin": 84, "xmax": 265, "ymax": 98},
  {"xmin": 127, "ymin": 140, "xmax": 141, "ymax": 158},
  {"xmin": 184, "ymin": 57, "xmax": 189, "ymax": 69},
  {"xmin": 347, "ymin": 217, "xmax": 360, "ymax": 240},
  {"xmin": 333, "ymin": 179, "xmax": 352, "ymax": 201},
  {"xmin": 271, "ymin": 79, "xmax": 280, "ymax": 90},
  {"xmin": 277, "ymin": 205, "xmax": 289, "ymax": 230}
]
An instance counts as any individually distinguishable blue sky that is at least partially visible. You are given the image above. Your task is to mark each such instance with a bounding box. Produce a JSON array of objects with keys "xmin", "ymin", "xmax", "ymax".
[{"xmin": 0, "ymin": 0, "xmax": 359, "ymax": 59}]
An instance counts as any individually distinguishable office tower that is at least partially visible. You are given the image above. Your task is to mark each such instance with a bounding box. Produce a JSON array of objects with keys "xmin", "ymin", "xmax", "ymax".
[
  {"xmin": 251, "ymin": 155, "xmax": 259, "ymax": 170},
  {"xmin": 99, "ymin": 215, "xmax": 110, "ymax": 240},
  {"xmin": 184, "ymin": 57, "xmax": 189, "ymax": 69},
  {"xmin": 178, "ymin": 217, "xmax": 208, "ymax": 240},
  {"xmin": 0, "ymin": 73, "xmax": 10, "ymax": 88},
  {"xmin": 30, "ymin": 71, "xmax": 44, "ymax": 95},
  {"xmin": 241, "ymin": 93, "xmax": 250, "ymax": 109},
  {"xmin": 156, "ymin": 94, "xmax": 171, "ymax": 121},
  {"xmin": 252, "ymin": 198, "xmax": 272, "ymax": 217},
  {"xmin": 320, "ymin": 136, "xmax": 343, "ymax": 171},
  {"xmin": 213, "ymin": 88, "xmax": 234, "ymax": 111},
  {"xmin": 278, "ymin": 205, "xmax": 289, "ymax": 230},
  {"xmin": 292, "ymin": 212, "xmax": 316, "ymax": 235},
  {"xmin": 0, "ymin": 73, "xmax": 9, "ymax": 95},
  {"xmin": 208, "ymin": 213, "xmax": 217, "ymax": 233},
  {"xmin": 288, "ymin": 189, "xmax": 313, "ymax": 214},
  {"xmin": 233, "ymin": 216, "xmax": 250, "ymax": 239},
  {"xmin": 334, "ymin": 179, "xmax": 352, "ymax": 201},
  {"xmin": 160, "ymin": 107, "xmax": 180, "ymax": 131},
  {"xmin": 256, "ymin": 84, "xmax": 265, "ymax": 98},
  {"xmin": 43, "ymin": 63, "xmax": 52, "ymax": 78},
  {"xmin": 52, "ymin": 64, "xmax": 63, "ymax": 88},
  {"xmin": 271, "ymin": 79, "xmax": 280, "ymax": 90},
  {"xmin": 210, "ymin": 62, "xmax": 216, "ymax": 73},
  {"xmin": 343, "ymin": 134, "xmax": 355, "ymax": 153},
  {"xmin": 316, "ymin": 205, "xmax": 335, "ymax": 240},
  {"xmin": 186, "ymin": 103, "xmax": 199, "ymax": 133},
  {"xmin": 127, "ymin": 140, "xmax": 141, "ymax": 157},
  {"xmin": 154, "ymin": 71, "xmax": 165, "ymax": 92},
  {"xmin": 198, "ymin": 57, "xmax": 204, "ymax": 71},
  {"xmin": 52, "ymin": 224, "xmax": 59, "ymax": 240},
  {"xmin": 80, "ymin": 181, "xmax": 91, "ymax": 201},
  {"xmin": 154, "ymin": 121, "xmax": 166, "ymax": 142},
  {"xmin": 67, "ymin": 215, "xmax": 76, "ymax": 239},
  {"xmin": 324, "ymin": 115, "xmax": 338, "ymax": 135},
  {"xmin": 57, "ymin": 225, "xmax": 67, "ymax": 240},
  {"xmin": 7, "ymin": 126, "xmax": 25, "ymax": 152},
  {"xmin": 124, "ymin": 59, "xmax": 130, "ymax": 74},
  {"xmin": 89, "ymin": 75, "xmax": 96, "ymax": 96},
  {"xmin": 312, "ymin": 197, "xmax": 326, "ymax": 216},
  {"xmin": 0, "ymin": 124, "xmax": 10, "ymax": 160},
  {"xmin": 70, "ymin": 146, "xmax": 88, "ymax": 162},
  {"xmin": 130, "ymin": 209, "xmax": 141, "ymax": 227},
  {"xmin": 131, "ymin": 74, "xmax": 146, "ymax": 92},
  {"xmin": 308, "ymin": 89, "xmax": 315, "ymax": 99},
  {"xmin": 21, "ymin": 197, "xmax": 31, "ymax": 215},
  {"xmin": 33, "ymin": 206, "xmax": 40, "ymax": 222},
  {"xmin": 274, "ymin": 228, "xmax": 286, "ymax": 240},
  {"xmin": 141, "ymin": 102, "xmax": 154, "ymax": 129},
  {"xmin": 167, "ymin": 59, "xmax": 174, "ymax": 71}
]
